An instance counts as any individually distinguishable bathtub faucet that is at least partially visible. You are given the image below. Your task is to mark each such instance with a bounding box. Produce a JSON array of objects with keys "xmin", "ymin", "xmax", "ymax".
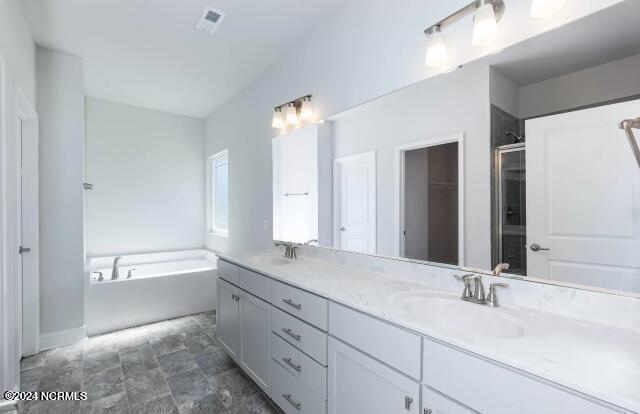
[{"xmin": 112, "ymin": 256, "xmax": 122, "ymax": 280}]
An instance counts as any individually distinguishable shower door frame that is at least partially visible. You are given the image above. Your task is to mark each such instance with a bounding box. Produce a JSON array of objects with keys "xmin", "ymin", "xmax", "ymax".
[{"xmin": 496, "ymin": 142, "xmax": 526, "ymax": 269}]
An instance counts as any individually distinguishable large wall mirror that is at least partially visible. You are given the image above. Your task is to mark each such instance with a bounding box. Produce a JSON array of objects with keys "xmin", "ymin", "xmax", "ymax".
[{"xmin": 272, "ymin": 0, "xmax": 640, "ymax": 297}]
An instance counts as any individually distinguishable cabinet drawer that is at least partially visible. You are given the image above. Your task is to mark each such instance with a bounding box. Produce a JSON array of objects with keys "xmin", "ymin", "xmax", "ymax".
[
  {"xmin": 239, "ymin": 267, "xmax": 271, "ymax": 301},
  {"xmin": 272, "ymin": 359, "xmax": 327, "ymax": 414},
  {"xmin": 217, "ymin": 259, "xmax": 239, "ymax": 285},
  {"xmin": 423, "ymin": 339, "xmax": 616, "ymax": 414},
  {"xmin": 422, "ymin": 385, "xmax": 475, "ymax": 414},
  {"xmin": 272, "ymin": 308, "xmax": 327, "ymax": 366},
  {"xmin": 272, "ymin": 333, "xmax": 327, "ymax": 399},
  {"xmin": 329, "ymin": 302, "xmax": 422, "ymax": 380},
  {"xmin": 271, "ymin": 280, "xmax": 328, "ymax": 330}
]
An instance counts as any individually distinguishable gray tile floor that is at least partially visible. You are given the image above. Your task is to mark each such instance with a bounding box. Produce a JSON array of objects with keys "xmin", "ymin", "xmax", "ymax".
[{"xmin": 19, "ymin": 311, "xmax": 283, "ymax": 414}]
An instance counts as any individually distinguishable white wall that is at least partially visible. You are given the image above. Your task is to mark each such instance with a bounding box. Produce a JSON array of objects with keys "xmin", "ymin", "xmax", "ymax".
[
  {"xmin": 204, "ymin": 0, "xmax": 625, "ymax": 254},
  {"xmin": 331, "ymin": 63, "xmax": 491, "ymax": 268},
  {"xmin": 519, "ymin": 53, "xmax": 640, "ymax": 118},
  {"xmin": 490, "ymin": 68, "xmax": 520, "ymax": 115},
  {"xmin": 37, "ymin": 47, "xmax": 86, "ymax": 340},
  {"xmin": 0, "ymin": 0, "xmax": 36, "ymax": 393},
  {"xmin": 85, "ymin": 98, "xmax": 205, "ymax": 257}
]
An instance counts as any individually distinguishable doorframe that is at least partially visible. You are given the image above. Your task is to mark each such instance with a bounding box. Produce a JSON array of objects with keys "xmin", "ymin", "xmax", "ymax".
[
  {"xmin": 332, "ymin": 151, "xmax": 377, "ymax": 252},
  {"xmin": 394, "ymin": 133, "xmax": 464, "ymax": 266},
  {"xmin": 15, "ymin": 85, "xmax": 39, "ymax": 357}
]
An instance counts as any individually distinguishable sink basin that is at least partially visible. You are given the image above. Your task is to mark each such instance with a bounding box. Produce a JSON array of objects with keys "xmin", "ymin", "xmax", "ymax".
[
  {"xmin": 248, "ymin": 255, "xmax": 292, "ymax": 266},
  {"xmin": 392, "ymin": 291, "xmax": 525, "ymax": 340}
]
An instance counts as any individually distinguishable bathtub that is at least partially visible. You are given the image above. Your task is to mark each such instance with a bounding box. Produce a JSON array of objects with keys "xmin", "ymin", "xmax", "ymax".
[{"xmin": 86, "ymin": 250, "xmax": 218, "ymax": 335}]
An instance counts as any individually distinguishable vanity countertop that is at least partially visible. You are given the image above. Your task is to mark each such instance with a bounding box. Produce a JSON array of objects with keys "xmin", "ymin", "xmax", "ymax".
[{"xmin": 217, "ymin": 251, "xmax": 640, "ymax": 413}]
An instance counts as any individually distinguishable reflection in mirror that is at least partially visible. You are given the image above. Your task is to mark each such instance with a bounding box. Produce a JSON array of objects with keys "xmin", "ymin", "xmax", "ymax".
[{"xmin": 273, "ymin": 0, "xmax": 640, "ymax": 296}]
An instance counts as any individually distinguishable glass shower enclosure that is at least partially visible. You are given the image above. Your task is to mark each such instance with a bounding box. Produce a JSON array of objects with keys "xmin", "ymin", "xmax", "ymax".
[{"xmin": 496, "ymin": 143, "xmax": 526, "ymax": 275}]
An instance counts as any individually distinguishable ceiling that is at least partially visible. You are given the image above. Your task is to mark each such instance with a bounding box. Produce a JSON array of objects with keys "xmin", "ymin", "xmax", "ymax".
[
  {"xmin": 489, "ymin": 0, "xmax": 640, "ymax": 86},
  {"xmin": 24, "ymin": 0, "xmax": 346, "ymax": 118}
]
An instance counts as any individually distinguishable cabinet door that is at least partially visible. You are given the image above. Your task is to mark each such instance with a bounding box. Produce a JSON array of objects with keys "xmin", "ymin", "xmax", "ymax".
[
  {"xmin": 239, "ymin": 291, "xmax": 271, "ymax": 393},
  {"xmin": 328, "ymin": 337, "xmax": 420, "ymax": 414},
  {"xmin": 422, "ymin": 385, "xmax": 476, "ymax": 414},
  {"xmin": 216, "ymin": 278, "xmax": 240, "ymax": 360}
]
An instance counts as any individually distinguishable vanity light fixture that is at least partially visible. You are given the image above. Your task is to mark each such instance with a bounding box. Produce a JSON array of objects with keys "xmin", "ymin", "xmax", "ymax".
[
  {"xmin": 272, "ymin": 107, "xmax": 284, "ymax": 129},
  {"xmin": 300, "ymin": 96, "xmax": 314, "ymax": 121},
  {"xmin": 472, "ymin": 0, "xmax": 500, "ymax": 46},
  {"xmin": 530, "ymin": 0, "xmax": 566, "ymax": 19},
  {"xmin": 423, "ymin": 0, "xmax": 505, "ymax": 66},
  {"xmin": 271, "ymin": 95, "xmax": 313, "ymax": 129},
  {"xmin": 285, "ymin": 102, "xmax": 298, "ymax": 126},
  {"xmin": 425, "ymin": 25, "xmax": 448, "ymax": 68}
]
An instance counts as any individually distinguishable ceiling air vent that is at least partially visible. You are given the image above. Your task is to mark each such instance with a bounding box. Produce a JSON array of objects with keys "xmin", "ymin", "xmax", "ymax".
[{"xmin": 196, "ymin": 6, "xmax": 226, "ymax": 34}]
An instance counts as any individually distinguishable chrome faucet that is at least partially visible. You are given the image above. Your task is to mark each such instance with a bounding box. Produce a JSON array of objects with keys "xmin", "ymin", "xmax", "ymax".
[
  {"xmin": 454, "ymin": 274, "xmax": 509, "ymax": 307},
  {"xmin": 112, "ymin": 256, "xmax": 122, "ymax": 280},
  {"xmin": 492, "ymin": 263, "xmax": 510, "ymax": 276},
  {"xmin": 275, "ymin": 242, "xmax": 297, "ymax": 259},
  {"xmin": 304, "ymin": 239, "xmax": 318, "ymax": 246}
]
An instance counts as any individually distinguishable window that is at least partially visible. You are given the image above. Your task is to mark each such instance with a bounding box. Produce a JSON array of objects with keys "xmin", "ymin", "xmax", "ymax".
[{"xmin": 208, "ymin": 150, "xmax": 229, "ymax": 236}]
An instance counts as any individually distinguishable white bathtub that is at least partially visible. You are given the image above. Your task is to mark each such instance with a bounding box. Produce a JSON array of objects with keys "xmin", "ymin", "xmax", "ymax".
[{"xmin": 86, "ymin": 250, "xmax": 218, "ymax": 335}]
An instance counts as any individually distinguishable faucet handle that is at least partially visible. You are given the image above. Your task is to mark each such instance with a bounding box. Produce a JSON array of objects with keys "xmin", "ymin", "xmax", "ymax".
[
  {"xmin": 454, "ymin": 273, "xmax": 475, "ymax": 282},
  {"xmin": 486, "ymin": 282, "xmax": 510, "ymax": 307},
  {"xmin": 454, "ymin": 273, "xmax": 475, "ymax": 299}
]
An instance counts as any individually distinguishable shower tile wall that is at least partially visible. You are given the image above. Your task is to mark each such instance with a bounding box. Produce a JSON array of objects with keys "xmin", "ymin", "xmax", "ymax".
[{"xmin": 490, "ymin": 105, "xmax": 527, "ymax": 275}]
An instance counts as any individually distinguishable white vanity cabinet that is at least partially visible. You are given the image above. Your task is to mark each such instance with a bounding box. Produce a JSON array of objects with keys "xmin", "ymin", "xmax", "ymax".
[
  {"xmin": 216, "ymin": 258, "xmax": 627, "ymax": 414},
  {"xmin": 216, "ymin": 278, "xmax": 241, "ymax": 360},
  {"xmin": 421, "ymin": 386, "xmax": 476, "ymax": 414},
  {"xmin": 422, "ymin": 339, "xmax": 618, "ymax": 414},
  {"xmin": 216, "ymin": 265, "xmax": 271, "ymax": 394},
  {"xmin": 239, "ymin": 289, "xmax": 272, "ymax": 393},
  {"xmin": 328, "ymin": 337, "xmax": 420, "ymax": 414}
]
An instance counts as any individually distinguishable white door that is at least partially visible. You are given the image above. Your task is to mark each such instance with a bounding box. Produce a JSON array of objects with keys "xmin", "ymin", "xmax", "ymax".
[
  {"xmin": 328, "ymin": 337, "xmax": 420, "ymax": 414},
  {"xmin": 239, "ymin": 291, "xmax": 271, "ymax": 393},
  {"xmin": 216, "ymin": 278, "xmax": 240, "ymax": 360},
  {"xmin": 16, "ymin": 87, "xmax": 39, "ymax": 358},
  {"xmin": 526, "ymin": 100, "xmax": 640, "ymax": 292},
  {"xmin": 333, "ymin": 151, "xmax": 376, "ymax": 253}
]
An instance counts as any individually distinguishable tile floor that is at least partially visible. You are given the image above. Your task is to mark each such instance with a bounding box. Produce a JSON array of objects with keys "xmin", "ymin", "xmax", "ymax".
[{"xmin": 19, "ymin": 311, "xmax": 283, "ymax": 414}]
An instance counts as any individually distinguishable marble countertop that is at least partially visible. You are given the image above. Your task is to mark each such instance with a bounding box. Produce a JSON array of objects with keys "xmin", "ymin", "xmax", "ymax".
[{"xmin": 218, "ymin": 251, "xmax": 640, "ymax": 413}]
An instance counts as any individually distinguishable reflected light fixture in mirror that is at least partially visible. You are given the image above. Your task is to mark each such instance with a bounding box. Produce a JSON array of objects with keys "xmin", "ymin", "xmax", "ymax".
[
  {"xmin": 285, "ymin": 102, "xmax": 299, "ymax": 126},
  {"xmin": 472, "ymin": 0, "xmax": 499, "ymax": 46},
  {"xmin": 530, "ymin": 0, "xmax": 567, "ymax": 18},
  {"xmin": 425, "ymin": 25, "xmax": 448, "ymax": 68},
  {"xmin": 272, "ymin": 107, "xmax": 284, "ymax": 129},
  {"xmin": 423, "ymin": 0, "xmax": 504, "ymax": 68},
  {"xmin": 300, "ymin": 96, "xmax": 314, "ymax": 121}
]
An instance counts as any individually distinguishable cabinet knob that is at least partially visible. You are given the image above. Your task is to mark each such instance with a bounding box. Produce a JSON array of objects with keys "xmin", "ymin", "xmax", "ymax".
[
  {"xmin": 405, "ymin": 396, "xmax": 414, "ymax": 410},
  {"xmin": 424, "ymin": 409, "xmax": 432, "ymax": 414}
]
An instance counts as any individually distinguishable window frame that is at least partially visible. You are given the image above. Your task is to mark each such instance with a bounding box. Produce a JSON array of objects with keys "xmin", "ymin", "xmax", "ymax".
[{"xmin": 207, "ymin": 149, "xmax": 229, "ymax": 237}]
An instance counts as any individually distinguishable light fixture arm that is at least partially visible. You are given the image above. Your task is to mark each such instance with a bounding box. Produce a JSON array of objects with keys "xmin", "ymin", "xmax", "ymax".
[{"xmin": 424, "ymin": 0, "xmax": 505, "ymax": 35}]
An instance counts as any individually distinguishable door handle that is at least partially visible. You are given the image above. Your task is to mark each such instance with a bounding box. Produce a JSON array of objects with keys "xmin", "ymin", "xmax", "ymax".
[
  {"xmin": 340, "ymin": 226, "xmax": 346, "ymax": 231},
  {"xmin": 19, "ymin": 246, "xmax": 32, "ymax": 254},
  {"xmin": 529, "ymin": 243, "xmax": 550, "ymax": 252}
]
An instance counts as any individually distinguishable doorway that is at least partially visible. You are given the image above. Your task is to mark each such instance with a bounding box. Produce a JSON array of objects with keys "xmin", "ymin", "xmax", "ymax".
[{"xmin": 396, "ymin": 134, "xmax": 463, "ymax": 265}]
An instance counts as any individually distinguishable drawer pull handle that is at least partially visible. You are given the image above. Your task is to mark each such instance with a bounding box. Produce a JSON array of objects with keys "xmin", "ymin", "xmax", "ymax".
[
  {"xmin": 424, "ymin": 409, "xmax": 432, "ymax": 414},
  {"xmin": 282, "ymin": 357, "xmax": 302, "ymax": 372},
  {"xmin": 282, "ymin": 328, "xmax": 302, "ymax": 341},
  {"xmin": 282, "ymin": 298, "xmax": 302, "ymax": 310},
  {"xmin": 282, "ymin": 393, "xmax": 302, "ymax": 410},
  {"xmin": 405, "ymin": 396, "xmax": 414, "ymax": 410}
]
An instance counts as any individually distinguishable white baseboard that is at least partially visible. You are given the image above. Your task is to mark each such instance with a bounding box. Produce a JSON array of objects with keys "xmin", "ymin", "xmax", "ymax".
[{"xmin": 39, "ymin": 325, "xmax": 87, "ymax": 351}]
